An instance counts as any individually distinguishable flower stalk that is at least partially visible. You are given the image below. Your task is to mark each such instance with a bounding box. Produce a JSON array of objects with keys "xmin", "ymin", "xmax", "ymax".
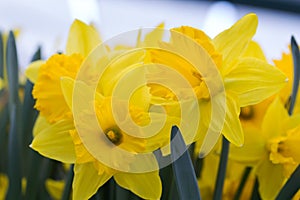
[{"xmin": 213, "ymin": 137, "xmax": 230, "ymax": 200}]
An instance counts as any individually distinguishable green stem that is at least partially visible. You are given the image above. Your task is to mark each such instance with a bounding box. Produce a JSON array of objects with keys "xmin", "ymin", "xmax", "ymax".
[
  {"xmin": 233, "ymin": 167, "xmax": 252, "ymax": 200},
  {"xmin": 61, "ymin": 164, "xmax": 74, "ymax": 200},
  {"xmin": 275, "ymin": 165, "xmax": 300, "ymax": 199},
  {"xmin": 213, "ymin": 137, "xmax": 230, "ymax": 200}
]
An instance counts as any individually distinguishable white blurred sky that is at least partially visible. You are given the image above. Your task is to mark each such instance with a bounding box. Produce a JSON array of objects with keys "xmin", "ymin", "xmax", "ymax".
[{"xmin": 0, "ymin": 0, "xmax": 300, "ymax": 70}]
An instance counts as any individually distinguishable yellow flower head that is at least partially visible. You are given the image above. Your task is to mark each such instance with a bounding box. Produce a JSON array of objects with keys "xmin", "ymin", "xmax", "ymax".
[
  {"xmin": 231, "ymin": 96, "xmax": 300, "ymax": 199},
  {"xmin": 145, "ymin": 13, "xmax": 287, "ymax": 153},
  {"xmin": 27, "ymin": 20, "xmax": 169, "ymax": 200}
]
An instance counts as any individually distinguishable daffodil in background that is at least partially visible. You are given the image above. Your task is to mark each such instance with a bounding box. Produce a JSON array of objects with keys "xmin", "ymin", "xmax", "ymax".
[{"xmin": 231, "ymin": 97, "xmax": 300, "ymax": 199}]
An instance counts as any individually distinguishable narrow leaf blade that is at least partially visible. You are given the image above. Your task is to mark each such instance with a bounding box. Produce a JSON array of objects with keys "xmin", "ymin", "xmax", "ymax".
[
  {"xmin": 171, "ymin": 126, "xmax": 201, "ymax": 200},
  {"xmin": 6, "ymin": 31, "xmax": 22, "ymax": 200},
  {"xmin": 7, "ymin": 104, "xmax": 22, "ymax": 199},
  {"xmin": 289, "ymin": 36, "xmax": 300, "ymax": 115},
  {"xmin": 0, "ymin": 31, "xmax": 3, "ymax": 79},
  {"xmin": 6, "ymin": 31, "xmax": 19, "ymax": 106}
]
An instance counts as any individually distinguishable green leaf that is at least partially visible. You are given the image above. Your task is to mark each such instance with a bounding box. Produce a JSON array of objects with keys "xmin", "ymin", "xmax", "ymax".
[
  {"xmin": 0, "ymin": 103, "xmax": 9, "ymax": 174},
  {"xmin": 24, "ymin": 151, "xmax": 45, "ymax": 199},
  {"xmin": 7, "ymin": 104, "xmax": 22, "ymax": 200},
  {"xmin": 0, "ymin": 31, "xmax": 3, "ymax": 79},
  {"xmin": 61, "ymin": 164, "xmax": 74, "ymax": 200},
  {"xmin": 115, "ymin": 181, "xmax": 132, "ymax": 200},
  {"xmin": 289, "ymin": 36, "xmax": 300, "ymax": 115},
  {"xmin": 213, "ymin": 137, "xmax": 230, "ymax": 200},
  {"xmin": 36, "ymin": 159, "xmax": 57, "ymax": 199},
  {"xmin": 22, "ymin": 47, "xmax": 40, "ymax": 158},
  {"xmin": 23, "ymin": 48, "xmax": 42, "ymax": 200},
  {"xmin": 171, "ymin": 126, "xmax": 201, "ymax": 200},
  {"xmin": 275, "ymin": 165, "xmax": 300, "ymax": 199},
  {"xmin": 233, "ymin": 167, "xmax": 252, "ymax": 200},
  {"xmin": 6, "ymin": 31, "xmax": 20, "ymax": 106},
  {"xmin": 159, "ymin": 164, "xmax": 179, "ymax": 200},
  {"xmin": 6, "ymin": 31, "xmax": 22, "ymax": 200}
]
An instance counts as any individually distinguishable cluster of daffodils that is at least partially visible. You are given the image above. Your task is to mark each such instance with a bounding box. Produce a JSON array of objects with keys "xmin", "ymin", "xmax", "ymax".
[{"xmin": 11, "ymin": 12, "xmax": 298, "ymax": 200}]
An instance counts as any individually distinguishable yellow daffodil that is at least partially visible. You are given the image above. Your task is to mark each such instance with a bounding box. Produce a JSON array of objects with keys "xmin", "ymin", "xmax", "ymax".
[
  {"xmin": 231, "ymin": 97, "xmax": 300, "ymax": 199},
  {"xmin": 238, "ymin": 41, "xmax": 274, "ymax": 152},
  {"xmin": 145, "ymin": 13, "xmax": 287, "ymax": 153},
  {"xmin": 26, "ymin": 20, "xmax": 174, "ymax": 199}
]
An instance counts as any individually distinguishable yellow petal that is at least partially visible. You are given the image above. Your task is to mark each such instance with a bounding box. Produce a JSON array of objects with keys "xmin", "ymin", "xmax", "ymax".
[
  {"xmin": 230, "ymin": 124, "xmax": 265, "ymax": 164},
  {"xmin": 213, "ymin": 13, "xmax": 258, "ymax": 70},
  {"xmin": 66, "ymin": 19, "xmax": 101, "ymax": 57},
  {"xmin": 256, "ymin": 159, "xmax": 285, "ymax": 200},
  {"xmin": 222, "ymin": 95, "xmax": 244, "ymax": 146},
  {"xmin": 199, "ymin": 94, "xmax": 225, "ymax": 156},
  {"xmin": 61, "ymin": 76, "xmax": 103, "ymax": 112},
  {"xmin": 242, "ymin": 40, "xmax": 266, "ymax": 61},
  {"xmin": 69, "ymin": 130, "xmax": 95, "ymax": 164},
  {"xmin": 60, "ymin": 77, "xmax": 74, "ymax": 110},
  {"xmin": 171, "ymin": 26, "xmax": 222, "ymax": 69},
  {"xmin": 283, "ymin": 127, "xmax": 300, "ymax": 162},
  {"xmin": 101, "ymin": 58, "xmax": 151, "ymax": 111},
  {"xmin": 285, "ymin": 114, "xmax": 300, "ymax": 130},
  {"xmin": 25, "ymin": 60, "xmax": 45, "ymax": 83},
  {"xmin": 138, "ymin": 22, "xmax": 165, "ymax": 47},
  {"xmin": 224, "ymin": 58, "xmax": 287, "ymax": 107},
  {"xmin": 114, "ymin": 170, "xmax": 162, "ymax": 199},
  {"xmin": 72, "ymin": 163, "xmax": 112, "ymax": 199},
  {"xmin": 32, "ymin": 54, "xmax": 83, "ymax": 123},
  {"xmin": 262, "ymin": 97, "xmax": 289, "ymax": 140},
  {"xmin": 33, "ymin": 115, "xmax": 50, "ymax": 137},
  {"xmin": 31, "ymin": 119, "xmax": 76, "ymax": 163},
  {"xmin": 99, "ymin": 50, "xmax": 145, "ymax": 96},
  {"xmin": 45, "ymin": 179, "xmax": 65, "ymax": 200}
]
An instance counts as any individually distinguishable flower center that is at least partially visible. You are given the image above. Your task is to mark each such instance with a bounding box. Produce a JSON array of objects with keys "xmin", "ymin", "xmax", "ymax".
[
  {"xmin": 104, "ymin": 127, "xmax": 123, "ymax": 145},
  {"xmin": 240, "ymin": 106, "xmax": 254, "ymax": 120},
  {"xmin": 268, "ymin": 137, "xmax": 296, "ymax": 165}
]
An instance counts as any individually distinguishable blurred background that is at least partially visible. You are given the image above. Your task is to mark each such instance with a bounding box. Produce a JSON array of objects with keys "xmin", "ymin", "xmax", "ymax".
[{"xmin": 0, "ymin": 0, "xmax": 300, "ymax": 70}]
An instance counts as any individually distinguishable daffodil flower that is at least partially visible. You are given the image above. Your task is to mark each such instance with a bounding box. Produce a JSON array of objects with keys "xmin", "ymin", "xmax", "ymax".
[
  {"xmin": 26, "ymin": 20, "xmax": 175, "ymax": 199},
  {"xmin": 145, "ymin": 13, "xmax": 287, "ymax": 154},
  {"xmin": 231, "ymin": 97, "xmax": 300, "ymax": 199}
]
